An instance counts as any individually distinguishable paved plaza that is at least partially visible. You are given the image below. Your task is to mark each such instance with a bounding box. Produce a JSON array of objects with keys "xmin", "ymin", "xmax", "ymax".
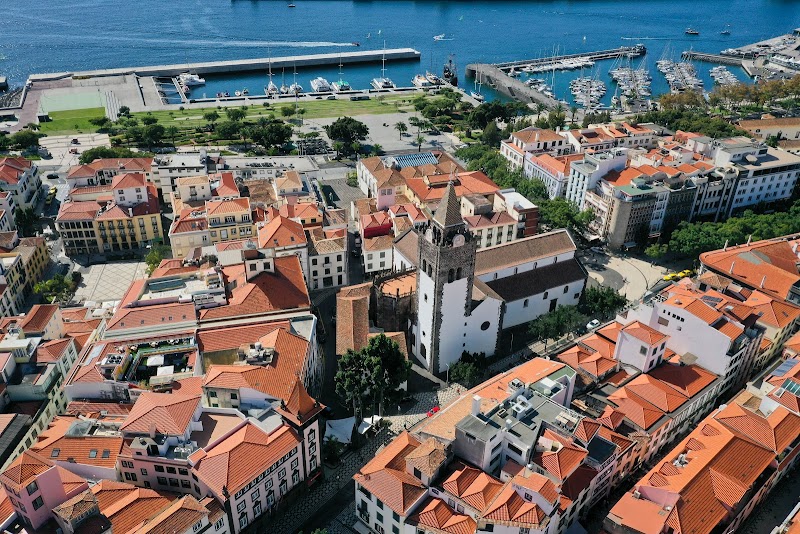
[{"xmin": 72, "ymin": 261, "xmax": 147, "ymax": 304}]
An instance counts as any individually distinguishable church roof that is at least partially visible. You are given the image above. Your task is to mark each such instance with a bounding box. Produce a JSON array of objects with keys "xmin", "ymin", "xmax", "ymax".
[{"xmin": 432, "ymin": 181, "xmax": 463, "ymax": 229}]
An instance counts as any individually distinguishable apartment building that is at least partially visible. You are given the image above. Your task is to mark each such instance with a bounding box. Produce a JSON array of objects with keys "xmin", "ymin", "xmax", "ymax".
[
  {"xmin": 0, "ymin": 157, "xmax": 42, "ymax": 210},
  {"xmin": 357, "ymin": 151, "xmax": 464, "ymax": 202},
  {"xmin": 0, "ymin": 192, "xmax": 15, "ymax": 229},
  {"xmin": 66, "ymin": 158, "xmax": 153, "ymax": 188},
  {"xmin": 500, "ymin": 127, "xmax": 570, "ymax": 169},
  {"xmin": 565, "ymin": 149, "xmax": 628, "ymax": 208},
  {"xmin": 355, "ymin": 357, "xmax": 641, "ymax": 534},
  {"xmin": 525, "ymin": 153, "xmax": 585, "ymax": 199},
  {"xmin": 56, "ymin": 173, "xmax": 164, "ymax": 256}
]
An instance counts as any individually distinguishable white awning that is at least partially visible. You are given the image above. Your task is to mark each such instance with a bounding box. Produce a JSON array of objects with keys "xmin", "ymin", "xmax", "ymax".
[{"xmin": 325, "ymin": 417, "xmax": 355, "ymax": 444}]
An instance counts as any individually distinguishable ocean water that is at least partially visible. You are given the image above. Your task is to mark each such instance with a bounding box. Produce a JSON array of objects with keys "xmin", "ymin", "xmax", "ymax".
[{"xmin": 1, "ymin": 0, "xmax": 798, "ymax": 105}]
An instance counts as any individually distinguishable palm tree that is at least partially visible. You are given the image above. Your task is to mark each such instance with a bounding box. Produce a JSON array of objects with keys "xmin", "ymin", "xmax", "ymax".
[
  {"xmin": 535, "ymin": 102, "xmax": 546, "ymax": 117},
  {"xmin": 297, "ymin": 107, "xmax": 307, "ymax": 125},
  {"xmin": 395, "ymin": 121, "xmax": 408, "ymax": 139},
  {"xmin": 372, "ymin": 143, "xmax": 383, "ymax": 156},
  {"xmin": 415, "ymin": 134, "xmax": 425, "ymax": 152},
  {"xmin": 165, "ymin": 125, "xmax": 179, "ymax": 146},
  {"xmin": 569, "ymin": 106, "xmax": 578, "ymax": 124},
  {"xmin": 332, "ymin": 141, "xmax": 344, "ymax": 159}
]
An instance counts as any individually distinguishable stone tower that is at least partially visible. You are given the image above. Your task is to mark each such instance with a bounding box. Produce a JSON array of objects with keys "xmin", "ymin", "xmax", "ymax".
[{"xmin": 414, "ymin": 180, "xmax": 477, "ymax": 375}]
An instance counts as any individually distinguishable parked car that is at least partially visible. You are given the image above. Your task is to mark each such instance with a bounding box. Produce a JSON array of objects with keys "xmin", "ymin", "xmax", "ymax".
[
  {"xmin": 70, "ymin": 138, "xmax": 80, "ymax": 145},
  {"xmin": 46, "ymin": 173, "xmax": 59, "ymax": 179},
  {"xmin": 586, "ymin": 319, "xmax": 601, "ymax": 331},
  {"xmin": 679, "ymin": 269, "xmax": 695, "ymax": 278},
  {"xmin": 663, "ymin": 272, "xmax": 682, "ymax": 281},
  {"xmin": 589, "ymin": 246, "xmax": 606, "ymax": 255},
  {"xmin": 49, "ymin": 186, "xmax": 58, "ymax": 195}
]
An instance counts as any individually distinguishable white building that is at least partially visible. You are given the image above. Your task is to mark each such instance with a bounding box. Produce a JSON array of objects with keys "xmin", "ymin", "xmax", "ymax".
[
  {"xmin": 500, "ymin": 127, "xmax": 570, "ymax": 169},
  {"xmin": 565, "ymin": 149, "xmax": 628, "ymax": 208},
  {"xmin": 0, "ymin": 158, "xmax": 42, "ymax": 210}
]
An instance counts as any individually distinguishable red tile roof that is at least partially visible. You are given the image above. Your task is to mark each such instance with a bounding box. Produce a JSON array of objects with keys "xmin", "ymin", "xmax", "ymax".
[
  {"xmin": 111, "ymin": 172, "xmax": 147, "ymax": 190},
  {"xmin": 36, "ymin": 338, "xmax": 74, "ymax": 363},
  {"xmin": 441, "ymin": 462, "xmax": 504, "ymax": 512},
  {"xmin": 354, "ymin": 432, "xmax": 427, "ymax": 514},
  {"xmin": 31, "ymin": 416, "xmax": 124, "ymax": 468},
  {"xmin": 482, "ymin": 483, "xmax": 547, "ymax": 527},
  {"xmin": 622, "ymin": 321, "xmax": 667, "ymax": 345},
  {"xmin": 410, "ymin": 497, "xmax": 477, "ymax": 534},
  {"xmin": 198, "ymin": 256, "xmax": 310, "ymax": 321},
  {"xmin": 91, "ymin": 480, "xmax": 172, "ymax": 534},
  {"xmin": 191, "ymin": 423, "xmax": 300, "ymax": 496},
  {"xmin": 0, "ymin": 157, "xmax": 32, "ymax": 185},
  {"xmin": 18, "ymin": 304, "xmax": 59, "ymax": 333},
  {"xmin": 531, "ymin": 430, "xmax": 587, "ymax": 482},
  {"xmin": 257, "ymin": 215, "xmax": 307, "ymax": 249},
  {"xmin": 119, "ymin": 392, "xmax": 200, "ymax": 436}
]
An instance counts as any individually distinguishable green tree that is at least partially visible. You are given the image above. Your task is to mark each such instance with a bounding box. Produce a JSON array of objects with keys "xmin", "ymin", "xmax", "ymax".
[
  {"xmin": 252, "ymin": 121, "xmax": 293, "ymax": 150},
  {"xmin": 395, "ymin": 121, "xmax": 408, "ymax": 139},
  {"xmin": 165, "ymin": 125, "xmax": 179, "ymax": 146},
  {"xmin": 34, "ymin": 273, "xmax": 76, "ymax": 303},
  {"xmin": 644, "ymin": 243, "xmax": 668, "ymax": 259},
  {"xmin": 481, "ymin": 121, "xmax": 503, "ymax": 147},
  {"xmin": 449, "ymin": 360, "xmax": 482, "ymax": 387},
  {"xmin": 14, "ymin": 207, "xmax": 38, "ymax": 237},
  {"xmin": 528, "ymin": 305, "xmax": 587, "ymax": 349},
  {"xmin": 140, "ymin": 124, "xmax": 165, "ymax": 148},
  {"xmin": 225, "ymin": 107, "xmax": 247, "ymax": 122},
  {"xmin": 203, "ymin": 110, "xmax": 220, "ymax": 128},
  {"xmin": 79, "ymin": 146, "xmax": 138, "ymax": 164},
  {"xmin": 581, "ymin": 287, "xmax": 627, "ymax": 319},
  {"xmin": 335, "ymin": 348, "xmax": 371, "ymax": 420},
  {"xmin": 214, "ymin": 120, "xmax": 241, "ymax": 140},
  {"xmin": 415, "ymin": 134, "xmax": 425, "ymax": 152},
  {"xmin": 297, "ymin": 107, "xmax": 307, "ymax": 125},
  {"xmin": 141, "ymin": 115, "xmax": 158, "ymax": 125},
  {"xmin": 88, "ymin": 116, "xmax": 112, "ymax": 129},
  {"xmin": 118, "ymin": 105, "xmax": 131, "ymax": 117},
  {"xmin": 538, "ymin": 197, "xmax": 593, "ymax": 235},
  {"xmin": 281, "ymin": 106, "xmax": 295, "ymax": 118},
  {"xmin": 10, "ymin": 130, "xmax": 40, "ymax": 150},
  {"xmin": 371, "ymin": 143, "xmax": 384, "ymax": 156},
  {"xmin": 145, "ymin": 244, "xmax": 170, "ymax": 275},
  {"xmin": 324, "ymin": 117, "xmax": 369, "ymax": 154},
  {"xmin": 362, "ymin": 334, "xmax": 411, "ymax": 416}
]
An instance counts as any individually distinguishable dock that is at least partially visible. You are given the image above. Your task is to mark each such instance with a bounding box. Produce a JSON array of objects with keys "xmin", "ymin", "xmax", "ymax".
[
  {"xmin": 491, "ymin": 45, "xmax": 646, "ymax": 73},
  {"xmin": 28, "ymin": 48, "xmax": 421, "ymax": 81},
  {"xmin": 680, "ymin": 51, "xmax": 743, "ymax": 67},
  {"xmin": 464, "ymin": 64, "xmax": 558, "ymax": 108}
]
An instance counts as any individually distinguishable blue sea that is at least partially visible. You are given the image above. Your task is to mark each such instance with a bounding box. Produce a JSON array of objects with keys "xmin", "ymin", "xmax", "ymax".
[{"xmin": 1, "ymin": 0, "xmax": 799, "ymax": 105}]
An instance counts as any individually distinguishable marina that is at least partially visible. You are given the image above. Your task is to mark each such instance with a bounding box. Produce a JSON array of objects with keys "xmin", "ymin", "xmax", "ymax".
[
  {"xmin": 493, "ymin": 45, "xmax": 647, "ymax": 75},
  {"xmin": 656, "ymin": 59, "xmax": 703, "ymax": 93}
]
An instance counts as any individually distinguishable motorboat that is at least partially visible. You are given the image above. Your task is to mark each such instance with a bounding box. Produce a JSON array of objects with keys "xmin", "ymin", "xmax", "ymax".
[
  {"xmin": 177, "ymin": 73, "xmax": 205, "ymax": 86},
  {"xmin": 266, "ymin": 81, "xmax": 279, "ymax": 95},
  {"xmin": 433, "ymin": 34, "xmax": 445, "ymax": 41},
  {"xmin": 412, "ymin": 74, "xmax": 434, "ymax": 89},
  {"xmin": 371, "ymin": 77, "xmax": 395, "ymax": 90},
  {"xmin": 425, "ymin": 72, "xmax": 444, "ymax": 85},
  {"xmin": 289, "ymin": 83, "xmax": 303, "ymax": 94},
  {"xmin": 310, "ymin": 77, "xmax": 332, "ymax": 92},
  {"xmin": 332, "ymin": 79, "xmax": 352, "ymax": 92},
  {"xmin": 685, "ymin": 28, "xmax": 699, "ymax": 35},
  {"xmin": 470, "ymin": 91, "xmax": 484, "ymax": 102}
]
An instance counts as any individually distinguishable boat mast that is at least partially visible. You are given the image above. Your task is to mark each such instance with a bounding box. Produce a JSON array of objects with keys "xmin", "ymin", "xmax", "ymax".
[{"xmin": 381, "ymin": 40, "xmax": 387, "ymax": 78}]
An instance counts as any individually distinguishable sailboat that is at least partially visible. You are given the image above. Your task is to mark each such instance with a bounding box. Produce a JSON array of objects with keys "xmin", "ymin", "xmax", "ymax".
[
  {"xmin": 279, "ymin": 68, "xmax": 289, "ymax": 94},
  {"xmin": 371, "ymin": 41, "xmax": 395, "ymax": 90},
  {"xmin": 720, "ymin": 24, "xmax": 731, "ymax": 35},
  {"xmin": 265, "ymin": 54, "xmax": 278, "ymax": 96},
  {"xmin": 332, "ymin": 57, "xmax": 352, "ymax": 92},
  {"xmin": 470, "ymin": 69, "xmax": 484, "ymax": 101}
]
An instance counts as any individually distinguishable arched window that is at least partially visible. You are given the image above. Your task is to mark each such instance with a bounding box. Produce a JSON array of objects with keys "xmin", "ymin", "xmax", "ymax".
[
  {"xmin": 422, "ymin": 259, "xmax": 427, "ymax": 273},
  {"xmin": 448, "ymin": 269, "xmax": 454, "ymax": 283},
  {"xmin": 420, "ymin": 345, "xmax": 427, "ymax": 359},
  {"xmin": 456, "ymin": 267, "xmax": 462, "ymax": 280},
  {"xmin": 427, "ymin": 264, "xmax": 433, "ymax": 277}
]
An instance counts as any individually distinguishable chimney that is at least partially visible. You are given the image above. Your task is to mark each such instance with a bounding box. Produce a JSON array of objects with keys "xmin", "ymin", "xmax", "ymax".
[
  {"xmin": 505, "ymin": 418, "xmax": 513, "ymax": 430},
  {"xmin": 760, "ymin": 275, "xmax": 766, "ymax": 288},
  {"xmin": 128, "ymin": 207, "xmax": 133, "ymax": 217},
  {"xmin": 729, "ymin": 261, "xmax": 735, "ymax": 274},
  {"xmin": 471, "ymin": 395, "xmax": 481, "ymax": 416},
  {"xmin": 149, "ymin": 423, "xmax": 157, "ymax": 438},
  {"xmin": 747, "ymin": 234, "xmax": 752, "ymax": 245},
  {"xmin": 793, "ymin": 242, "xmax": 798, "ymax": 254},
  {"xmin": 723, "ymin": 239, "xmax": 728, "ymax": 251}
]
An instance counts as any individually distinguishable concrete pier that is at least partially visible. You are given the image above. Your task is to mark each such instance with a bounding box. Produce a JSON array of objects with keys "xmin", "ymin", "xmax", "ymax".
[
  {"xmin": 464, "ymin": 64, "xmax": 558, "ymax": 108},
  {"xmin": 491, "ymin": 45, "xmax": 646, "ymax": 72},
  {"xmin": 680, "ymin": 51, "xmax": 744, "ymax": 67},
  {"xmin": 28, "ymin": 49, "xmax": 421, "ymax": 81}
]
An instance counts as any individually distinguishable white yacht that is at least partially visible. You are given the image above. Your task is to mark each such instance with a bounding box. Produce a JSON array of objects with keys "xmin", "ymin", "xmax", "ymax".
[
  {"xmin": 412, "ymin": 74, "xmax": 434, "ymax": 88},
  {"xmin": 425, "ymin": 72, "xmax": 444, "ymax": 86},
  {"xmin": 372, "ymin": 42, "xmax": 395, "ymax": 90},
  {"xmin": 371, "ymin": 77, "xmax": 395, "ymax": 90},
  {"xmin": 310, "ymin": 77, "xmax": 332, "ymax": 92},
  {"xmin": 289, "ymin": 83, "xmax": 303, "ymax": 94},
  {"xmin": 178, "ymin": 73, "xmax": 205, "ymax": 86}
]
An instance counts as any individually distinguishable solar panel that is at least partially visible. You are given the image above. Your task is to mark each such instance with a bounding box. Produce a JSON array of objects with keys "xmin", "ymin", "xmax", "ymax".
[
  {"xmin": 781, "ymin": 379, "xmax": 800, "ymax": 396},
  {"xmin": 772, "ymin": 359, "xmax": 798, "ymax": 378}
]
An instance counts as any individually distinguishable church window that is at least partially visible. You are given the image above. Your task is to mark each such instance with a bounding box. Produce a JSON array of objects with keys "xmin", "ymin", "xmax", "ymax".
[
  {"xmin": 448, "ymin": 269, "xmax": 454, "ymax": 283},
  {"xmin": 480, "ymin": 322, "xmax": 490, "ymax": 331},
  {"xmin": 456, "ymin": 268, "xmax": 462, "ymax": 279},
  {"xmin": 422, "ymin": 259, "xmax": 427, "ymax": 272}
]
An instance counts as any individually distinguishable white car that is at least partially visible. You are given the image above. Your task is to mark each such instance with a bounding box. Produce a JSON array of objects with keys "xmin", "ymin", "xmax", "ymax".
[
  {"xmin": 589, "ymin": 246, "xmax": 606, "ymax": 255},
  {"xmin": 586, "ymin": 319, "xmax": 601, "ymax": 331}
]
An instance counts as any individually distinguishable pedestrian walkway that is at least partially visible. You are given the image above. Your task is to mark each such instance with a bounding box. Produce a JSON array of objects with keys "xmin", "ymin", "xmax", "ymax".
[{"xmin": 410, "ymin": 363, "xmax": 447, "ymax": 388}]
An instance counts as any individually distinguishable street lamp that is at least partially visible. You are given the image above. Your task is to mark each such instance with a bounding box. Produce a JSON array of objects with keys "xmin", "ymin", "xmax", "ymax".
[{"xmin": 446, "ymin": 363, "xmax": 450, "ymax": 385}]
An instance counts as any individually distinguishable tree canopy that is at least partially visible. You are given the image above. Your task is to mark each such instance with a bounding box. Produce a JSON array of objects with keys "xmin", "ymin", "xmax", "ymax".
[
  {"xmin": 145, "ymin": 244, "xmax": 170, "ymax": 275},
  {"xmin": 528, "ymin": 305, "xmax": 587, "ymax": 348},
  {"xmin": 78, "ymin": 146, "xmax": 140, "ymax": 164},
  {"xmin": 324, "ymin": 117, "xmax": 369, "ymax": 153},
  {"xmin": 580, "ymin": 286, "xmax": 628, "ymax": 319}
]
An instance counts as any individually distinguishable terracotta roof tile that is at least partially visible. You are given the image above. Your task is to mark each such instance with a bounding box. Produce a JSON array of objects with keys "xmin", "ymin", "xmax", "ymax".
[
  {"xmin": 410, "ymin": 497, "xmax": 477, "ymax": 534},
  {"xmin": 441, "ymin": 462, "xmax": 504, "ymax": 512},
  {"xmin": 119, "ymin": 392, "xmax": 200, "ymax": 436},
  {"xmin": 91, "ymin": 480, "xmax": 172, "ymax": 534},
  {"xmin": 257, "ymin": 215, "xmax": 307, "ymax": 249}
]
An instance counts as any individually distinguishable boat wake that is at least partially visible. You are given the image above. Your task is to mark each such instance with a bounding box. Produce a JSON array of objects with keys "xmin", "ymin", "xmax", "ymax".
[{"xmin": 621, "ymin": 37, "xmax": 670, "ymax": 41}]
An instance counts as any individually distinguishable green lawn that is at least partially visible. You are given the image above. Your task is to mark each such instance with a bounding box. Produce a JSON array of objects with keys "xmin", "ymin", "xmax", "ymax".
[
  {"xmin": 132, "ymin": 94, "xmax": 422, "ymax": 129},
  {"xmin": 38, "ymin": 107, "xmax": 106, "ymax": 135}
]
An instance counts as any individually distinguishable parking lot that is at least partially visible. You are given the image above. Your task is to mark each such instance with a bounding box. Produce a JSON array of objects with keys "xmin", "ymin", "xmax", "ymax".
[
  {"xmin": 38, "ymin": 133, "xmax": 111, "ymax": 170},
  {"xmin": 580, "ymin": 249, "xmax": 667, "ymax": 303},
  {"xmin": 72, "ymin": 261, "xmax": 147, "ymax": 304}
]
